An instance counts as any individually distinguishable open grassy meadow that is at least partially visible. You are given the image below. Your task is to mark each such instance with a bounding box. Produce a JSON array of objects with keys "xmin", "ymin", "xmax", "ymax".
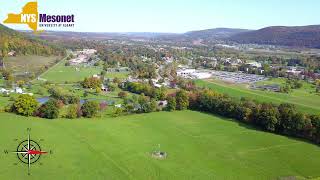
[
  {"xmin": 38, "ymin": 60, "xmax": 129, "ymax": 83},
  {"xmin": 195, "ymin": 79, "xmax": 320, "ymax": 114},
  {"xmin": 0, "ymin": 111, "xmax": 319, "ymax": 180}
]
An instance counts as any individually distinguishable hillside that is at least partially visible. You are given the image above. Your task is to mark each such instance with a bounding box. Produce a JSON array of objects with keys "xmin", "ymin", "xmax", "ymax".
[
  {"xmin": 185, "ymin": 28, "xmax": 250, "ymax": 39},
  {"xmin": 229, "ymin": 25, "xmax": 320, "ymax": 48},
  {"xmin": 0, "ymin": 24, "xmax": 64, "ymax": 57},
  {"xmin": 0, "ymin": 111, "xmax": 320, "ymax": 179}
]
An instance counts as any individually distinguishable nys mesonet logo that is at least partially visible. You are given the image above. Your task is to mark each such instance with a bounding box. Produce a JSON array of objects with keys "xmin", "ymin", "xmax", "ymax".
[{"xmin": 3, "ymin": 2, "xmax": 75, "ymax": 32}]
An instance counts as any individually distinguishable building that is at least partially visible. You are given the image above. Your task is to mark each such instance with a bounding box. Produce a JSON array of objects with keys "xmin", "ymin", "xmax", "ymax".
[
  {"xmin": 177, "ymin": 69, "xmax": 196, "ymax": 78},
  {"xmin": 15, "ymin": 87, "xmax": 23, "ymax": 94},
  {"xmin": 246, "ymin": 61, "xmax": 262, "ymax": 68}
]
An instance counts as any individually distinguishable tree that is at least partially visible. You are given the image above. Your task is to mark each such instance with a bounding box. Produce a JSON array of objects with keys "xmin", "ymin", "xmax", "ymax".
[
  {"xmin": 12, "ymin": 94, "xmax": 38, "ymax": 116},
  {"xmin": 155, "ymin": 88, "xmax": 166, "ymax": 100},
  {"xmin": 82, "ymin": 77, "xmax": 102, "ymax": 89},
  {"xmin": 1, "ymin": 70, "xmax": 13, "ymax": 81},
  {"xmin": 175, "ymin": 90, "xmax": 189, "ymax": 110},
  {"xmin": 278, "ymin": 103, "xmax": 296, "ymax": 134},
  {"xmin": 255, "ymin": 103, "xmax": 279, "ymax": 132},
  {"xmin": 81, "ymin": 101, "xmax": 99, "ymax": 118},
  {"xmin": 166, "ymin": 96, "xmax": 176, "ymax": 111},
  {"xmin": 37, "ymin": 99, "xmax": 59, "ymax": 119},
  {"xmin": 310, "ymin": 115, "xmax": 320, "ymax": 143}
]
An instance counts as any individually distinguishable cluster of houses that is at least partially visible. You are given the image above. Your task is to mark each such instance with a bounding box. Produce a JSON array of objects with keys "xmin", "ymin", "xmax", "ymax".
[
  {"xmin": 69, "ymin": 49, "xmax": 97, "ymax": 65},
  {"xmin": 0, "ymin": 87, "xmax": 33, "ymax": 96}
]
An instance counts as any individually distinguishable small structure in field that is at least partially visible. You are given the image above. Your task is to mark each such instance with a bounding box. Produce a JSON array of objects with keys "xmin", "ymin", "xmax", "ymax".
[
  {"xmin": 151, "ymin": 144, "xmax": 167, "ymax": 160},
  {"xmin": 151, "ymin": 151, "xmax": 167, "ymax": 159}
]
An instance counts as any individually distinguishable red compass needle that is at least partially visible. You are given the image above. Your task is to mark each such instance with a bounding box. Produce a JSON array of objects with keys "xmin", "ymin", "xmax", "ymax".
[{"xmin": 27, "ymin": 150, "xmax": 48, "ymax": 155}]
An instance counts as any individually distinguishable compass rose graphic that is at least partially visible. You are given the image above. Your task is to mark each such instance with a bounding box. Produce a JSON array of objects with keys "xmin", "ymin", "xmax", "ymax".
[{"xmin": 4, "ymin": 128, "xmax": 52, "ymax": 175}]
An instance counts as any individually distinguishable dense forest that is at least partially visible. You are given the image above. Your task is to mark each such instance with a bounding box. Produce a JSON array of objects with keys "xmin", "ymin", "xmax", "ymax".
[
  {"xmin": 0, "ymin": 24, "xmax": 64, "ymax": 57},
  {"xmin": 229, "ymin": 25, "xmax": 320, "ymax": 48}
]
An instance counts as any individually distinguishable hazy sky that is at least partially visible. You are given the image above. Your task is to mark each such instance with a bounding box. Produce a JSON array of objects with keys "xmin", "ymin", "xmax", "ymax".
[{"xmin": 0, "ymin": 0, "xmax": 319, "ymax": 33}]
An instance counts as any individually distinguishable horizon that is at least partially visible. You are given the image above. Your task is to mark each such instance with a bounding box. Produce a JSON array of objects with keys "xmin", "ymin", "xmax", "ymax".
[{"xmin": 1, "ymin": 0, "xmax": 320, "ymax": 33}]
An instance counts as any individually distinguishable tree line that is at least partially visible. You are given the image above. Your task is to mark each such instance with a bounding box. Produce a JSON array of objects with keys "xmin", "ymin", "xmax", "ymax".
[{"xmin": 121, "ymin": 81, "xmax": 320, "ymax": 144}]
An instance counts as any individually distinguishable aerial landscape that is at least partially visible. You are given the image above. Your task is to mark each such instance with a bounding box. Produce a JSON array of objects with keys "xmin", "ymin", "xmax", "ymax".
[{"xmin": 0, "ymin": 0, "xmax": 320, "ymax": 179}]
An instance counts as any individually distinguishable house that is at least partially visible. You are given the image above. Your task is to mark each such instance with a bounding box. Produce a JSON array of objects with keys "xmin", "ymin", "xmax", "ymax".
[
  {"xmin": 286, "ymin": 67, "xmax": 303, "ymax": 76},
  {"xmin": 246, "ymin": 61, "xmax": 262, "ymax": 68},
  {"xmin": 92, "ymin": 74, "xmax": 100, "ymax": 79},
  {"xmin": 0, "ymin": 88, "xmax": 10, "ymax": 95},
  {"xmin": 15, "ymin": 87, "xmax": 23, "ymax": 94}
]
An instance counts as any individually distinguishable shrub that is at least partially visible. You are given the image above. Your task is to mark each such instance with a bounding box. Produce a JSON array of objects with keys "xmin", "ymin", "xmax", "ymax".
[
  {"xmin": 112, "ymin": 107, "xmax": 123, "ymax": 117},
  {"xmin": 81, "ymin": 101, "xmax": 99, "ymax": 118},
  {"xmin": 66, "ymin": 104, "xmax": 81, "ymax": 119},
  {"xmin": 166, "ymin": 96, "xmax": 176, "ymax": 111},
  {"xmin": 99, "ymin": 102, "xmax": 108, "ymax": 111},
  {"xmin": 12, "ymin": 94, "xmax": 38, "ymax": 116},
  {"xmin": 176, "ymin": 90, "xmax": 189, "ymax": 110},
  {"xmin": 37, "ymin": 99, "xmax": 59, "ymax": 119}
]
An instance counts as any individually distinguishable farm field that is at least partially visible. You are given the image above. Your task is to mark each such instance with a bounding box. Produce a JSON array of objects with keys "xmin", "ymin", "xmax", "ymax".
[
  {"xmin": 3, "ymin": 56, "xmax": 61, "ymax": 76},
  {"xmin": 38, "ymin": 60, "xmax": 129, "ymax": 83},
  {"xmin": 195, "ymin": 79, "xmax": 320, "ymax": 114},
  {"xmin": 0, "ymin": 111, "xmax": 320, "ymax": 180}
]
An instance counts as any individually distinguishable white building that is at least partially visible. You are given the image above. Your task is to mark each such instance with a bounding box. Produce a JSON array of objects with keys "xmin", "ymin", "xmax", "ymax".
[
  {"xmin": 246, "ymin": 61, "xmax": 262, "ymax": 68},
  {"xmin": 15, "ymin": 87, "xmax": 23, "ymax": 94},
  {"xmin": 177, "ymin": 69, "xmax": 196, "ymax": 78}
]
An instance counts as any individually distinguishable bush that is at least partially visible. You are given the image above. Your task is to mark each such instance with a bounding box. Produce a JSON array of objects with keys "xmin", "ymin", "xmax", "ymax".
[
  {"xmin": 12, "ymin": 94, "xmax": 39, "ymax": 116},
  {"xmin": 112, "ymin": 107, "xmax": 123, "ymax": 117},
  {"xmin": 81, "ymin": 101, "xmax": 99, "ymax": 118},
  {"xmin": 166, "ymin": 96, "xmax": 176, "ymax": 111},
  {"xmin": 36, "ymin": 99, "xmax": 59, "ymax": 119},
  {"xmin": 66, "ymin": 104, "xmax": 81, "ymax": 119},
  {"xmin": 176, "ymin": 90, "xmax": 189, "ymax": 110}
]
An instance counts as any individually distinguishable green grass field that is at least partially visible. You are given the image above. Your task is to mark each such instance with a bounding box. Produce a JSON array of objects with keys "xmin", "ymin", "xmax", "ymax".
[
  {"xmin": 195, "ymin": 79, "xmax": 320, "ymax": 114},
  {"xmin": 38, "ymin": 60, "xmax": 129, "ymax": 83},
  {"xmin": 0, "ymin": 111, "xmax": 319, "ymax": 180},
  {"xmin": 4, "ymin": 56, "xmax": 61, "ymax": 75},
  {"xmin": 39, "ymin": 62, "xmax": 103, "ymax": 83}
]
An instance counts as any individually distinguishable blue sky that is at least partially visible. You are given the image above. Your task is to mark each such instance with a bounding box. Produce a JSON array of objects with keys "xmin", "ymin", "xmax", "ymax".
[{"xmin": 0, "ymin": 0, "xmax": 319, "ymax": 33}]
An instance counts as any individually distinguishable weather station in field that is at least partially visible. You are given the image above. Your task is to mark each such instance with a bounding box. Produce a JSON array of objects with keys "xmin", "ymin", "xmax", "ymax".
[{"xmin": 3, "ymin": 128, "xmax": 53, "ymax": 175}]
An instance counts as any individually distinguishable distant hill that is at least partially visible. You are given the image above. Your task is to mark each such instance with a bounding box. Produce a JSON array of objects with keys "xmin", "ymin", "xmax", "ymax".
[
  {"xmin": 0, "ymin": 24, "xmax": 64, "ymax": 57},
  {"xmin": 229, "ymin": 25, "xmax": 320, "ymax": 48},
  {"xmin": 185, "ymin": 28, "xmax": 250, "ymax": 39}
]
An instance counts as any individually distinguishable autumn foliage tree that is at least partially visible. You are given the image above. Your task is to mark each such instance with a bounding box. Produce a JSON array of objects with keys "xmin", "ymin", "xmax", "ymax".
[{"xmin": 82, "ymin": 77, "xmax": 102, "ymax": 89}]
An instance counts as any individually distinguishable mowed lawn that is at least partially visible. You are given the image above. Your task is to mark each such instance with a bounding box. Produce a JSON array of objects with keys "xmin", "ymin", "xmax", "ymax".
[
  {"xmin": 4, "ymin": 56, "xmax": 61, "ymax": 75},
  {"xmin": 195, "ymin": 79, "xmax": 320, "ymax": 114},
  {"xmin": 0, "ymin": 111, "xmax": 320, "ymax": 180},
  {"xmin": 39, "ymin": 60, "xmax": 129, "ymax": 83},
  {"xmin": 39, "ymin": 61, "xmax": 103, "ymax": 83}
]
